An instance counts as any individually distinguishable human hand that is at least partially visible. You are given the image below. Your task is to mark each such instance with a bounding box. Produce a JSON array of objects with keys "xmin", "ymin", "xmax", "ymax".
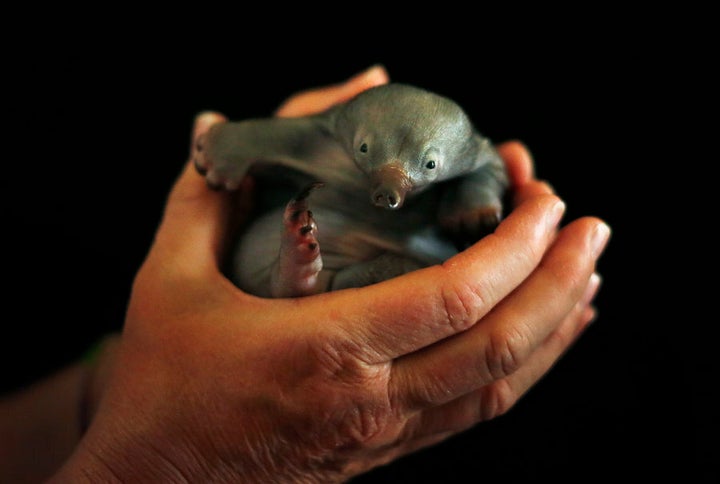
[{"xmin": 52, "ymin": 66, "xmax": 609, "ymax": 483}]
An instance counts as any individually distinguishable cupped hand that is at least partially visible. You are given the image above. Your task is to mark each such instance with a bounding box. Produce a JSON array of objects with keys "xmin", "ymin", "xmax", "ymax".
[{"xmin": 53, "ymin": 66, "xmax": 609, "ymax": 483}]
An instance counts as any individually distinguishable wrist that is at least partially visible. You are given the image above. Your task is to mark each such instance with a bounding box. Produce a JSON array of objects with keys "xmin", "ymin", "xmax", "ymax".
[
  {"xmin": 0, "ymin": 365, "xmax": 87, "ymax": 483},
  {"xmin": 78, "ymin": 334, "xmax": 120, "ymax": 434},
  {"xmin": 49, "ymin": 424, "xmax": 198, "ymax": 483}
]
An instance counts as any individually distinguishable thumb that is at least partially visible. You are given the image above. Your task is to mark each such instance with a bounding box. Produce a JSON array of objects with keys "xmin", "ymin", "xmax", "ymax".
[
  {"xmin": 274, "ymin": 64, "xmax": 390, "ymax": 117},
  {"xmin": 148, "ymin": 112, "xmax": 252, "ymax": 274}
]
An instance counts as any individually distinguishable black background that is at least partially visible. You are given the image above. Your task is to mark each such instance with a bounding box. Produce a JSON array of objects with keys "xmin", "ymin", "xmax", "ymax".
[{"xmin": 2, "ymin": 16, "xmax": 713, "ymax": 484}]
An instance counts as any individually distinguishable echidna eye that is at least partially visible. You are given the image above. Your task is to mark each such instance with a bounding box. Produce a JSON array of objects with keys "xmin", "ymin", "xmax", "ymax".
[
  {"xmin": 425, "ymin": 160, "xmax": 436, "ymax": 169},
  {"xmin": 360, "ymin": 143, "xmax": 368, "ymax": 153}
]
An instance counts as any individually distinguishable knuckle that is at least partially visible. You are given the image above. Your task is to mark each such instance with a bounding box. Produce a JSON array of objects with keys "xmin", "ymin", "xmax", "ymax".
[
  {"xmin": 260, "ymin": 326, "xmax": 402, "ymax": 454},
  {"xmin": 545, "ymin": 326, "xmax": 573, "ymax": 353},
  {"xmin": 546, "ymin": 254, "xmax": 589, "ymax": 301},
  {"xmin": 308, "ymin": 334, "xmax": 392, "ymax": 395},
  {"xmin": 403, "ymin": 369, "xmax": 457, "ymax": 410},
  {"xmin": 309, "ymin": 336, "xmax": 363, "ymax": 380},
  {"xmin": 336, "ymin": 403, "xmax": 396, "ymax": 449},
  {"xmin": 480, "ymin": 378, "xmax": 519, "ymax": 421},
  {"xmin": 483, "ymin": 323, "xmax": 530, "ymax": 380},
  {"xmin": 440, "ymin": 279, "xmax": 491, "ymax": 334},
  {"xmin": 518, "ymin": 230, "xmax": 547, "ymax": 268},
  {"xmin": 297, "ymin": 337, "xmax": 400, "ymax": 449}
]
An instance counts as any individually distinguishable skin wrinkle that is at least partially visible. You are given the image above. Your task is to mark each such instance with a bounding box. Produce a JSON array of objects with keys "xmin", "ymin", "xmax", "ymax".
[
  {"xmin": 338, "ymin": 402, "xmax": 390, "ymax": 451},
  {"xmin": 309, "ymin": 333, "xmax": 365, "ymax": 383},
  {"xmin": 38, "ymin": 67, "xmax": 610, "ymax": 483},
  {"xmin": 177, "ymin": 391, "xmax": 261, "ymax": 481},
  {"xmin": 311, "ymin": 195, "xmax": 561, "ymax": 373},
  {"xmin": 419, "ymin": 390, "xmax": 482, "ymax": 434},
  {"xmin": 485, "ymin": 321, "xmax": 527, "ymax": 381},
  {"xmin": 386, "ymin": 201, "xmax": 560, "ymax": 408},
  {"xmin": 392, "ymin": 221, "xmax": 591, "ymax": 417},
  {"xmin": 403, "ymin": 386, "xmax": 493, "ymax": 439},
  {"xmin": 540, "ymin": 274, "xmax": 599, "ymax": 355},
  {"xmin": 410, "ymin": 359, "xmax": 461, "ymax": 411},
  {"xmin": 439, "ymin": 274, "xmax": 489, "ymax": 335},
  {"xmin": 528, "ymin": 223, "xmax": 598, "ymax": 332},
  {"xmin": 474, "ymin": 240, "xmax": 593, "ymax": 387},
  {"xmin": 84, "ymin": 446, "xmax": 123, "ymax": 483},
  {"xmin": 178, "ymin": 427, "xmax": 223, "ymax": 481},
  {"xmin": 236, "ymin": 400, "xmax": 334, "ymax": 483},
  {"xmin": 146, "ymin": 440, "xmax": 193, "ymax": 483},
  {"xmin": 479, "ymin": 378, "xmax": 517, "ymax": 422},
  {"xmin": 290, "ymin": 331, "xmax": 397, "ymax": 455},
  {"xmin": 441, "ymin": 375, "xmax": 521, "ymax": 435},
  {"xmin": 542, "ymin": 247, "xmax": 590, "ymax": 306},
  {"xmin": 436, "ymin": 253, "xmax": 492, "ymax": 331},
  {"xmin": 362, "ymin": 320, "xmax": 417, "ymax": 366},
  {"xmin": 333, "ymin": 280, "xmax": 436, "ymax": 364},
  {"xmin": 431, "ymin": 197, "xmax": 559, "ymax": 339},
  {"xmin": 296, "ymin": 331, "xmax": 400, "ymax": 457},
  {"xmin": 238, "ymin": 425, "xmax": 289, "ymax": 483},
  {"xmin": 543, "ymin": 305, "xmax": 584, "ymax": 355},
  {"xmin": 486, "ymin": 295, "xmax": 593, "ymax": 420}
]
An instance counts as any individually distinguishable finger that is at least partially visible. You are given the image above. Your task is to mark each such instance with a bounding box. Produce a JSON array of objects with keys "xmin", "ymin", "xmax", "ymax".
[
  {"xmin": 513, "ymin": 179, "xmax": 556, "ymax": 206},
  {"xmin": 401, "ymin": 273, "xmax": 602, "ymax": 441},
  {"xmin": 497, "ymin": 140, "xmax": 557, "ymax": 205},
  {"xmin": 497, "ymin": 140, "xmax": 535, "ymax": 188},
  {"xmin": 473, "ymin": 272, "xmax": 602, "ymax": 418},
  {"xmin": 302, "ymin": 194, "xmax": 565, "ymax": 362},
  {"xmin": 147, "ymin": 112, "xmax": 251, "ymax": 274},
  {"xmin": 175, "ymin": 111, "xmax": 228, "ymax": 201},
  {"xmin": 390, "ymin": 217, "xmax": 610, "ymax": 411},
  {"xmin": 274, "ymin": 64, "xmax": 390, "ymax": 118},
  {"xmin": 190, "ymin": 110, "xmax": 227, "ymax": 153}
]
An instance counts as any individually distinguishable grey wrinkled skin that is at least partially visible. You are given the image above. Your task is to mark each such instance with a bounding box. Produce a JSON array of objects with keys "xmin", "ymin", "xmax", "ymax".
[{"xmin": 193, "ymin": 83, "xmax": 509, "ymax": 297}]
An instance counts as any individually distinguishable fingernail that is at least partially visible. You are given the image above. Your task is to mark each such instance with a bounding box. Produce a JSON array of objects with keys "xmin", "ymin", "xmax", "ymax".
[
  {"xmin": 583, "ymin": 273, "xmax": 602, "ymax": 305},
  {"xmin": 591, "ymin": 222, "xmax": 611, "ymax": 257},
  {"xmin": 356, "ymin": 64, "xmax": 389, "ymax": 83},
  {"xmin": 546, "ymin": 200, "xmax": 566, "ymax": 231}
]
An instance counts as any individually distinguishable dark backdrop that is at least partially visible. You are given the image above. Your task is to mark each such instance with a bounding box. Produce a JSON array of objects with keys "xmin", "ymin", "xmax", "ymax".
[{"xmin": 3, "ymin": 27, "xmax": 711, "ymax": 483}]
